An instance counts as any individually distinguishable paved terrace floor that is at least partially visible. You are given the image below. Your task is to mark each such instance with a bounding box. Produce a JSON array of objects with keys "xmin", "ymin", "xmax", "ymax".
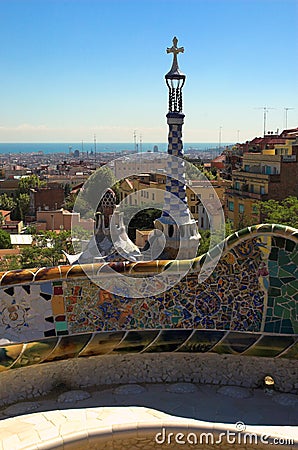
[
  {"xmin": 0, "ymin": 382, "xmax": 297, "ymax": 448},
  {"xmin": 1, "ymin": 382, "xmax": 297, "ymax": 425}
]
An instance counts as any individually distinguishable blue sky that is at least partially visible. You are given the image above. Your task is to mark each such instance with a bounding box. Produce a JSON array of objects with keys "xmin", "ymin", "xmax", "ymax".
[{"xmin": 0, "ymin": 0, "xmax": 297, "ymax": 143}]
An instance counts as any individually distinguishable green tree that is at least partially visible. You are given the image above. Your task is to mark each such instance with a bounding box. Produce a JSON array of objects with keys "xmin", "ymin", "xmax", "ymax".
[
  {"xmin": 20, "ymin": 230, "xmax": 72, "ymax": 268},
  {"xmin": 17, "ymin": 193, "xmax": 31, "ymax": 220},
  {"xmin": 0, "ymin": 255, "xmax": 21, "ymax": 271},
  {"xmin": 0, "ymin": 193, "xmax": 17, "ymax": 211},
  {"xmin": 64, "ymin": 192, "xmax": 77, "ymax": 212},
  {"xmin": 64, "ymin": 183, "xmax": 71, "ymax": 197},
  {"xmin": 73, "ymin": 166, "xmax": 118, "ymax": 220},
  {"xmin": 119, "ymin": 205, "xmax": 162, "ymax": 241},
  {"xmin": 197, "ymin": 220, "xmax": 234, "ymax": 256},
  {"xmin": 258, "ymin": 196, "xmax": 298, "ymax": 229},
  {"xmin": 17, "ymin": 174, "xmax": 44, "ymax": 195},
  {"xmin": 0, "ymin": 229, "xmax": 12, "ymax": 249}
]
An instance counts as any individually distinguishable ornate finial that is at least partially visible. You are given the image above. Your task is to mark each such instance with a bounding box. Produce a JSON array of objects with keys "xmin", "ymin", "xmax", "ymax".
[
  {"xmin": 167, "ymin": 36, "xmax": 184, "ymax": 57},
  {"xmin": 166, "ymin": 37, "xmax": 185, "ymax": 79}
]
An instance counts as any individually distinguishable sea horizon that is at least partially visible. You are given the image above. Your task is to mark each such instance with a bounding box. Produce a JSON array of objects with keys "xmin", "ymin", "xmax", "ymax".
[{"xmin": 0, "ymin": 142, "xmax": 233, "ymax": 154}]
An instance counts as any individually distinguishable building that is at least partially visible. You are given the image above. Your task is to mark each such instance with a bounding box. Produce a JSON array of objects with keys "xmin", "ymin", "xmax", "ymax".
[
  {"xmin": 10, "ymin": 234, "xmax": 33, "ymax": 248},
  {"xmin": 118, "ymin": 174, "xmax": 228, "ymax": 231},
  {"xmin": 0, "ymin": 179, "xmax": 20, "ymax": 198},
  {"xmin": 211, "ymin": 154, "xmax": 225, "ymax": 171},
  {"xmin": 226, "ymin": 135, "xmax": 298, "ymax": 229},
  {"xmin": 28, "ymin": 186, "xmax": 65, "ymax": 217},
  {"xmin": 114, "ymin": 154, "xmax": 168, "ymax": 179},
  {"xmin": 35, "ymin": 209, "xmax": 94, "ymax": 232},
  {"xmin": 1, "ymin": 220, "xmax": 23, "ymax": 234}
]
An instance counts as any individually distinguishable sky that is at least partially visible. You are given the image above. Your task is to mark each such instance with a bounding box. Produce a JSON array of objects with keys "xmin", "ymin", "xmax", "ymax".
[{"xmin": 0, "ymin": 0, "xmax": 297, "ymax": 143}]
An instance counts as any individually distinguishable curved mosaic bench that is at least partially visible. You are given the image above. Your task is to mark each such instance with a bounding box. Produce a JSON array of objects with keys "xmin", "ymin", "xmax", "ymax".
[{"xmin": 0, "ymin": 224, "xmax": 297, "ymax": 374}]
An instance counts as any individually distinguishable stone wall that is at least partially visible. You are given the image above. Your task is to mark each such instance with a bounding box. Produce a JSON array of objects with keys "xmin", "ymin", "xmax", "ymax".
[{"xmin": 0, "ymin": 353, "xmax": 297, "ymax": 406}]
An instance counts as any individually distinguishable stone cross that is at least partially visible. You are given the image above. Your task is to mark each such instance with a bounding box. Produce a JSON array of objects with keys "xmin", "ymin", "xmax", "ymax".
[
  {"xmin": 167, "ymin": 36, "xmax": 184, "ymax": 56},
  {"xmin": 166, "ymin": 37, "xmax": 184, "ymax": 73}
]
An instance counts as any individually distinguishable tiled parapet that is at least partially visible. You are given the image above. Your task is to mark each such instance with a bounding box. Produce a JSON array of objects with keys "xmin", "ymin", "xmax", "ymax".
[
  {"xmin": 0, "ymin": 224, "xmax": 297, "ymax": 371},
  {"xmin": 0, "ymin": 406, "xmax": 296, "ymax": 450}
]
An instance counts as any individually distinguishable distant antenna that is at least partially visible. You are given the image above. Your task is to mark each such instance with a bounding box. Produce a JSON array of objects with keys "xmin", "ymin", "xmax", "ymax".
[
  {"xmin": 133, "ymin": 130, "xmax": 137, "ymax": 153},
  {"xmin": 254, "ymin": 106, "xmax": 275, "ymax": 136},
  {"xmin": 140, "ymin": 134, "xmax": 143, "ymax": 153},
  {"xmin": 94, "ymin": 134, "xmax": 97, "ymax": 165},
  {"xmin": 81, "ymin": 140, "xmax": 84, "ymax": 154},
  {"xmin": 219, "ymin": 126, "xmax": 222, "ymax": 150},
  {"xmin": 284, "ymin": 107, "xmax": 294, "ymax": 129}
]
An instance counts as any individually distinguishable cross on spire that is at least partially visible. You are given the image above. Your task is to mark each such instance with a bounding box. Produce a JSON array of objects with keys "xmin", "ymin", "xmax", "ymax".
[
  {"xmin": 166, "ymin": 36, "xmax": 185, "ymax": 77},
  {"xmin": 167, "ymin": 36, "xmax": 184, "ymax": 57}
]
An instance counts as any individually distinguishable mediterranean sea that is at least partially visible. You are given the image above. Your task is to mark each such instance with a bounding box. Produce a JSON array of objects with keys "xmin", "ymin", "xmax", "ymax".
[{"xmin": 0, "ymin": 142, "xmax": 232, "ymax": 154}]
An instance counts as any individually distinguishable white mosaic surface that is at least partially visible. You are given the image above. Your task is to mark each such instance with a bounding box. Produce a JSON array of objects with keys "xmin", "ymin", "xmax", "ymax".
[{"xmin": 0, "ymin": 406, "xmax": 296, "ymax": 450}]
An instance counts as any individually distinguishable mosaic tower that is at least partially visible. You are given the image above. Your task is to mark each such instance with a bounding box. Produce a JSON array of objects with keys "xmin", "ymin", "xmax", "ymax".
[{"xmin": 154, "ymin": 37, "xmax": 200, "ymax": 259}]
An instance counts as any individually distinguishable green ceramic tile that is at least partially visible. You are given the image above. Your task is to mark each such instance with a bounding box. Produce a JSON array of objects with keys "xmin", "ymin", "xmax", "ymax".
[
  {"xmin": 227, "ymin": 233, "xmax": 238, "ymax": 245},
  {"xmin": 285, "ymin": 240, "xmax": 295, "ymax": 252},
  {"xmin": 243, "ymin": 335, "xmax": 295, "ymax": 357},
  {"xmin": 278, "ymin": 268, "xmax": 292, "ymax": 278},
  {"xmin": 79, "ymin": 331, "xmax": 125, "ymax": 356},
  {"xmin": 237, "ymin": 227, "xmax": 249, "ymax": 237},
  {"xmin": 114, "ymin": 330, "xmax": 160, "ymax": 353},
  {"xmin": 284, "ymin": 263, "xmax": 296, "ymax": 274},
  {"xmin": 0, "ymin": 344, "xmax": 23, "ymax": 371},
  {"xmin": 177, "ymin": 330, "xmax": 225, "ymax": 353},
  {"xmin": 44, "ymin": 334, "xmax": 91, "ymax": 362},
  {"xmin": 270, "ymin": 277, "xmax": 283, "ymax": 288},
  {"xmin": 279, "ymin": 341, "xmax": 298, "ymax": 359},
  {"xmin": 143, "ymin": 329, "xmax": 193, "ymax": 353},
  {"xmin": 13, "ymin": 339, "xmax": 58, "ymax": 368},
  {"xmin": 273, "ymin": 237, "xmax": 285, "ymax": 249},
  {"xmin": 269, "ymin": 248, "xmax": 278, "ymax": 261},
  {"xmin": 55, "ymin": 321, "xmax": 68, "ymax": 331},
  {"xmin": 211, "ymin": 332, "xmax": 260, "ymax": 355}
]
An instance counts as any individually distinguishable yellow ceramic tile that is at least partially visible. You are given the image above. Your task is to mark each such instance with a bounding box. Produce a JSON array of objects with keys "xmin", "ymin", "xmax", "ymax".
[{"xmin": 51, "ymin": 295, "xmax": 65, "ymax": 315}]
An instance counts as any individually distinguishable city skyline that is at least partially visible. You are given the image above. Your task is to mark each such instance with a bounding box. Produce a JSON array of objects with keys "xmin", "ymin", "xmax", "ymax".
[{"xmin": 0, "ymin": 0, "xmax": 297, "ymax": 143}]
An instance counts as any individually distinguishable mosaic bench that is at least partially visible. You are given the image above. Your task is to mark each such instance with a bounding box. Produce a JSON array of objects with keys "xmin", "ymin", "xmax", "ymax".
[{"xmin": 0, "ymin": 224, "xmax": 297, "ymax": 373}]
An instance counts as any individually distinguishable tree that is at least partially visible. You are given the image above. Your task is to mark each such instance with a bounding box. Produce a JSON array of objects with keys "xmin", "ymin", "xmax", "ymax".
[
  {"xmin": 64, "ymin": 183, "xmax": 71, "ymax": 197},
  {"xmin": 17, "ymin": 193, "xmax": 30, "ymax": 220},
  {"xmin": 73, "ymin": 166, "xmax": 117, "ymax": 220},
  {"xmin": 197, "ymin": 220, "xmax": 234, "ymax": 256},
  {"xmin": 259, "ymin": 196, "xmax": 298, "ymax": 229},
  {"xmin": 123, "ymin": 206, "xmax": 162, "ymax": 241},
  {"xmin": 0, "ymin": 193, "xmax": 17, "ymax": 211},
  {"xmin": 0, "ymin": 255, "xmax": 21, "ymax": 271},
  {"xmin": 17, "ymin": 174, "xmax": 44, "ymax": 195},
  {"xmin": 0, "ymin": 229, "xmax": 12, "ymax": 249},
  {"xmin": 20, "ymin": 230, "xmax": 72, "ymax": 268}
]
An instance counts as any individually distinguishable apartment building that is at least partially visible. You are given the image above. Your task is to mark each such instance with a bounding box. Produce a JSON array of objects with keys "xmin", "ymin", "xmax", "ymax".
[
  {"xmin": 118, "ymin": 173, "xmax": 228, "ymax": 230},
  {"xmin": 226, "ymin": 135, "xmax": 298, "ymax": 229}
]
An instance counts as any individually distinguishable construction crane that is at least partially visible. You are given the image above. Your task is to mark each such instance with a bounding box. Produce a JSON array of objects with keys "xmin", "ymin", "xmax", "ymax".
[
  {"xmin": 255, "ymin": 106, "xmax": 275, "ymax": 136},
  {"xmin": 284, "ymin": 107, "xmax": 294, "ymax": 129}
]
